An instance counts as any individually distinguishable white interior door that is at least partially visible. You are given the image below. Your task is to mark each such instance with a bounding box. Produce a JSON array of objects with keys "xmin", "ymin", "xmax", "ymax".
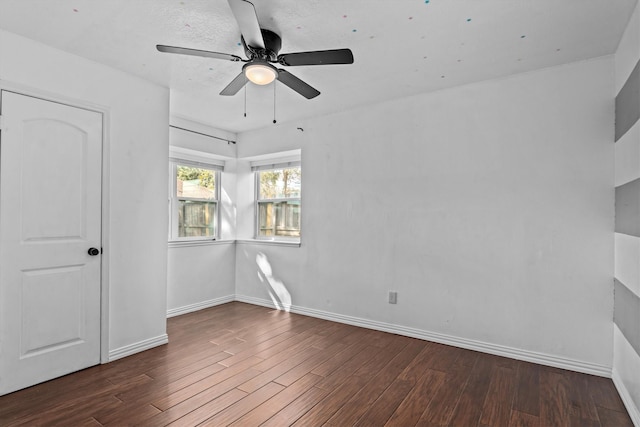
[{"xmin": 0, "ymin": 91, "xmax": 103, "ymax": 395}]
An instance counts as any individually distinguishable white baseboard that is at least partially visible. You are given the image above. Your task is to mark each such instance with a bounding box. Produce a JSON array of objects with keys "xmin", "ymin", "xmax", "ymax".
[
  {"xmin": 235, "ymin": 294, "xmax": 282, "ymax": 310},
  {"xmin": 108, "ymin": 334, "xmax": 168, "ymax": 362},
  {"xmin": 612, "ymin": 367, "xmax": 640, "ymax": 426},
  {"xmin": 167, "ymin": 295, "xmax": 235, "ymax": 318},
  {"xmin": 234, "ymin": 294, "xmax": 612, "ymax": 378}
]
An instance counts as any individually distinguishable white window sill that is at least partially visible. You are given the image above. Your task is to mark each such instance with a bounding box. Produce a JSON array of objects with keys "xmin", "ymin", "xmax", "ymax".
[
  {"xmin": 168, "ymin": 239, "xmax": 235, "ymax": 248},
  {"xmin": 236, "ymin": 239, "xmax": 301, "ymax": 248},
  {"xmin": 169, "ymin": 239, "xmax": 301, "ymax": 248}
]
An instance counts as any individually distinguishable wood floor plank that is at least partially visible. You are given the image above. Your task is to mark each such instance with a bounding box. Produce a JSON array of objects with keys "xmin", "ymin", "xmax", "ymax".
[
  {"xmin": 226, "ymin": 313, "xmax": 321, "ymax": 354},
  {"xmin": 96, "ymin": 402, "xmax": 161, "ymax": 426},
  {"xmin": 566, "ymin": 370, "xmax": 600, "ymax": 423},
  {"xmin": 115, "ymin": 359, "xmax": 227, "ymax": 404},
  {"xmin": 139, "ymin": 369, "xmax": 260, "ymax": 425},
  {"xmin": 6, "ymin": 374, "xmax": 152, "ymax": 427},
  {"xmin": 597, "ymin": 406, "xmax": 635, "ymax": 427},
  {"xmin": 250, "ymin": 324, "xmax": 333, "ymax": 366},
  {"xmin": 314, "ymin": 344, "xmax": 380, "ymax": 391},
  {"xmin": 233, "ymin": 311, "xmax": 308, "ymax": 339},
  {"xmin": 509, "ymin": 410, "xmax": 540, "ymax": 427},
  {"xmin": 310, "ymin": 338, "xmax": 371, "ymax": 378},
  {"xmin": 291, "ymin": 377, "xmax": 372, "ymax": 426},
  {"xmin": 337, "ymin": 327, "xmax": 377, "ymax": 346},
  {"xmin": 589, "ymin": 375, "xmax": 628, "ymax": 413},
  {"xmin": 448, "ymin": 353, "xmax": 494, "ymax": 427},
  {"xmin": 356, "ymin": 344, "xmax": 460, "ymax": 426},
  {"xmin": 274, "ymin": 341, "xmax": 348, "ymax": 387},
  {"xmin": 324, "ymin": 339, "xmax": 427, "ymax": 427},
  {"xmin": 478, "ymin": 365, "xmax": 517, "ymax": 427},
  {"xmin": 570, "ymin": 414, "xmax": 601, "ymax": 427},
  {"xmin": 0, "ymin": 345, "xmax": 182, "ymax": 421},
  {"xmin": 539, "ymin": 369, "xmax": 572, "ymax": 427},
  {"xmin": 230, "ymin": 372, "xmax": 323, "ymax": 426},
  {"xmin": 367, "ymin": 328, "xmax": 404, "ymax": 348},
  {"xmin": 237, "ymin": 346, "xmax": 320, "ymax": 393},
  {"xmin": 76, "ymin": 417, "xmax": 103, "ymax": 427},
  {"xmin": 415, "ymin": 357, "xmax": 475, "ymax": 426},
  {"xmin": 350, "ymin": 337, "xmax": 411, "ymax": 380},
  {"xmin": 151, "ymin": 356, "xmax": 263, "ymax": 411},
  {"xmin": 0, "ymin": 302, "xmax": 633, "ymax": 427},
  {"xmin": 217, "ymin": 331, "xmax": 298, "ymax": 367},
  {"xmin": 427, "ymin": 344, "xmax": 469, "ymax": 373},
  {"xmin": 0, "ymin": 374, "xmax": 114, "ymax": 424},
  {"xmin": 397, "ymin": 341, "xmax": 449, "ymax": 382},
  {"xmin": 455, "ymin": 349, "xmax": 481, "ymax": 368},
  {"xmin": 198, "ymin": 382, "xmax": 285, "ymax": 426},
  {"xmin": 385, "ymin": 369, "xmax": 447, "ymax": 426},
  {"xmin": 353, "ymin": 377, "xmax": 415, "ymax": 426},
  {"xmin": 261, "ymin": 385, "xmax": 331, "ymax": 427},
  {"xmin": 162, "ymin": 388, "xmax": 247, "ymax": 426},
  {"xmin": 143, "ymin": 347, "xmax": 232, "ymax": 381},
  {"xmin": 513, "ymin": 362, "xmax": 540, "ymax": 417},
  {"xmin": 8, "ymin": 395, "xmax": 122, "ymax": 427},
  {"xmin": 313, "ymin": 322, "xmax": 363, "ymax": 346}
]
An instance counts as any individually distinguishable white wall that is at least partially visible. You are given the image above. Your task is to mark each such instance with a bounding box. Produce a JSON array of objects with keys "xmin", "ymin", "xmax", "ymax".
[
  {"xmin": 0, "ymin": 29, "xmax": 169, "ymax": 355},
  {"xmin": 613, "ymin": 2, "xmax": 640, "ymax": 423},
  {"xmin": 235, "ymin": 56, "xmax": 615, "ymax": 370},
  {"xmin": 167, "ymin": 242, "xmax": 236, "ymax": 314},
  {"xmin": 166, "ymin": 119, "xmax": 237, "ymax": 315}
]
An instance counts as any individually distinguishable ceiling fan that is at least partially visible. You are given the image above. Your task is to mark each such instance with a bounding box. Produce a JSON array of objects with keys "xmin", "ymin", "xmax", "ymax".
[{"xmin": 157, "ymin": 0, "xmax": 354, "ymax": 99}]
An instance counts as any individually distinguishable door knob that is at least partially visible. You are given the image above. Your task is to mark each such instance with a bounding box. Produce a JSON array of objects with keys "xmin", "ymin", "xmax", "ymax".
[{"xmin": 88, "ymin": 247, "xmax": 100, "ymax": 256}]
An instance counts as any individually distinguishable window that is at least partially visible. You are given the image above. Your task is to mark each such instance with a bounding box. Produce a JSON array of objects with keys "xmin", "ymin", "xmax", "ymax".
[
  {"xmin": 254, "ymin": 162, "xmax": 301, "ymax": 240},
  {"xmin": 169, "ymin": 159, "xmax": 222, "ymax": 241}
]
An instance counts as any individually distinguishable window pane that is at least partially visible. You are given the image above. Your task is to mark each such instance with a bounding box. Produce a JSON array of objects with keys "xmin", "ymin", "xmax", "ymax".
[
  {"xmin": 177, "ymin": 166, "xmax": 216, "ymax": 200},
  {"xmin": 258, "ymin": 167, "xmax": 301, "ymax": 199},
  {"xmin": 258, "ymin": 200, "xmax": 300, "ymax": 237},
  {"xmin": 178, "ymin": 200, "xmax": 216, "ymax": 237}
]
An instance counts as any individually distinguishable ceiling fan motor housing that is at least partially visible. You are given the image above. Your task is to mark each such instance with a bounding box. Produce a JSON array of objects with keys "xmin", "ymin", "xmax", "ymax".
[{"xmin": 242, "ymin": 28, "xmax": 282, "ymax": 61}]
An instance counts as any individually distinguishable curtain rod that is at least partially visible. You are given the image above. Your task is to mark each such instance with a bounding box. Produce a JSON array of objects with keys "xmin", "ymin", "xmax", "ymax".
[{"xmin": 170, "ymin": 125, "xmax": 236, "ymax": 145}]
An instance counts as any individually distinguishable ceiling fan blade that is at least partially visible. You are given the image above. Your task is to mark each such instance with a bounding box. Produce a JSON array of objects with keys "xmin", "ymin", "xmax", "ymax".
[
  {"xmin": 227, "ymin": 0, "xmax": 265, "ymax": 50},
  {"xmin": 277, "ymin": 69, "xmax": 320, "ymax": 99},
  {"xmin": 220, "ymin": 72, "xmax": 249, "ymax": 96},
  {"xmin": 157, "ymin": 45, "xmax": 242, "ymax": 62},
  {"xmin": 278, "ymin": 49, "xmax": 354, "ymax": 66}
]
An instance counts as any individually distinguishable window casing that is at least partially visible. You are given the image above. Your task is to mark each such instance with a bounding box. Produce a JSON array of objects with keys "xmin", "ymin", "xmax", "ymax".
[
  {"xmin": 254, "ymin": 162, "xmax": 301, "ymax": 241},
  {"xmin": 169, "ymin": 159, "xmax": 222, "ymax": 241}
]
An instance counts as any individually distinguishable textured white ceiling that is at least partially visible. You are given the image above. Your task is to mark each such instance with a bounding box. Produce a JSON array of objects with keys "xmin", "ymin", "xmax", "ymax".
[{"xmin": 0, "ymin": 0, "xmax": 636, "ymax": 132}]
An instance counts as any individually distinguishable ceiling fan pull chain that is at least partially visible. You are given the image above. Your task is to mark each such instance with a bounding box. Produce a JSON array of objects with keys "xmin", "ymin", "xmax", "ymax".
[
  {"xmin": 244, "ymin": 85, "xmax": 247, "ymax": 118},
  {"xmin": 273, "ymin": 83, "xmax": 277, "ymax": 124}
]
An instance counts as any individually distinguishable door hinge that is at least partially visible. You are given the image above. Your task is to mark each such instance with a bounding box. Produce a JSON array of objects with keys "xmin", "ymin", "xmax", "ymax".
[{"xmin": 0, "ymin": 115, "xmax": 4, "ymax": 130}]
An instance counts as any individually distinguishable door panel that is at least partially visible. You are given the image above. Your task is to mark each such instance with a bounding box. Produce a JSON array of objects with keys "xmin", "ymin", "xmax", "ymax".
[
  {"xmin": 0, "ymin": 91, "xmax": 103, "ymax": 395},
  {"xmin": 21, "ymin": 119, "xmax": 88, "ymax": 241},
  {"xmin": 21, "ymin": 265, "xmax": 85, "ymax": 358}
]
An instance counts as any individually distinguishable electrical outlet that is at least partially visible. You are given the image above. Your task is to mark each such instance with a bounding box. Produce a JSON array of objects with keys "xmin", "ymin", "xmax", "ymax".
[{"xmin": 388, "ymin": 291, "xmax": 398, "ymax": 304}]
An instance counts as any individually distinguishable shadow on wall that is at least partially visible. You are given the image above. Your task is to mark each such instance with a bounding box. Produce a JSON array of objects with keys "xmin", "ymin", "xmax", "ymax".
[{"xmin": 256, "ymin": 252, "xmax": 292, "ymax": 311}]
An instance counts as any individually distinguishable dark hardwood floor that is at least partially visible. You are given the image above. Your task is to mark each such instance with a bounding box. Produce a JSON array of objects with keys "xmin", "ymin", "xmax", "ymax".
[{"xmin": 0, "ymin": 302, "xmax": 633, "ymax": 426}]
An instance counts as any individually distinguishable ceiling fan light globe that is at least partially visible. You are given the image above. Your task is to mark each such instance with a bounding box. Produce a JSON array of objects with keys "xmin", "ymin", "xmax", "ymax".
[{"xmin": 245, "ymin": 63, "xmax": 277, "ymax": 85}]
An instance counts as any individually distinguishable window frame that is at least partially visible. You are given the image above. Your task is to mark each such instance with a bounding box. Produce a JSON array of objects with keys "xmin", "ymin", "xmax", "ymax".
[
  {"xmin": 168, "ymin": 158, "xmax": 222, "ymax": 242},
  {"xmin": 253, "ymin": 161, "xmax": 301, "ymax": 242}
]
